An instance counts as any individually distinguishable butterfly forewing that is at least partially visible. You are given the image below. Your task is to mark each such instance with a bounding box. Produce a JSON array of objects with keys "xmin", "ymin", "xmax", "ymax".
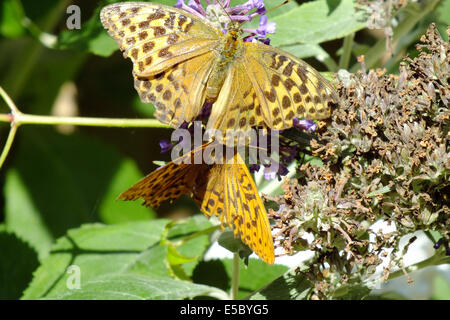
[
  {"xmin": 117, "ymin": 143, "xmax": 209, "ymax": 207},
  {"xmin": 100, "ymin": 2, "xmax": 219, "ymax": 76},
  {"xmin": 134, "ymin": 51, "xmax": 216, "ymax": 126},
  {"xmin": 201, "ymin": 152, "xmax": 275, "ymax": 264},
  {"xmin": 100, "ymin": 2, "xmax": 219, "ymax": 127}
]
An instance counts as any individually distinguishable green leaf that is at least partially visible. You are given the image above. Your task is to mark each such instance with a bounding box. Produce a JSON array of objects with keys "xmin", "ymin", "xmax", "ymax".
[
  {"xmin": 4, "ymin": 170, "xmax": 54, "ymax": 259},
  {"xmin": 57, "ymin": 0, "xmax": 118, "ymax": 57},
  {"xmin": 218, "ymin": 231, "xmax": 253, "ymax": 264},
  {"xmin": 0, "ymin": 232, "xmax": 39, "ymax": 299},
  {"xmin": 7, "ymin": 127, "xmax": 154, "ymax": 248},
  {"xmin": 167, "ymin": 215, "xmax": 214, "ymax": 277},
  {"xmin": 45, "ymin": 274, "xmax": 225, "ymax": 300},
  {"xmin": 167, "ymin": 244, "xmax": 197, "ymax": 265},
  {"xmin": 167, "ymin": 214, "xmax": 213, "ymax": 239},
  {"xmin": 225, "ymin": 258, "xmax": 288, "ymax": 299},
  {"xmin": 432, "ymin": 274, "xmax": 450, "ymax": 300},
  {"xmin": 22, "ymin": 220, "xmax": 170, "ymax": 299},
  {"xmin": 122, "ymin": 244, "xmax": 171, "ymax": 278},
  {"xmin": 280, "ymin": 43, "xmax": 331, "ymax": 60},
  {"xmin": 193, "ymin": 258, "xmax": 288, "ymax": 299},
  {"xmin": 22, "ymin": 220, "xmax": 226, "ymax": 300},
  {"xmin": 98, "ymin": 158, "xmax": 156, "ymax": 224},
  {"xmin": 57, "ymin": 0, "xmax": 177, "ymax": 56},
  {"xmin": 248, "ymin": 268, "xmax": 314, "ymax": 300},
  {"xmin": 272, "ymin": 0, "xmax": 367, "ymax": 47},
  {"xmin": 437, "ymin": 0, "xmax": 450, "ymax": 24},
  {"xmin": 0, "ymin": 0, "xmax": 25, "ymax": 38}
]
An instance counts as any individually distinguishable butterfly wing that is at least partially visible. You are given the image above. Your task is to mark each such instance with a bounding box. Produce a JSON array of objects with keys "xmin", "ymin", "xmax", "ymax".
[
  {"xmin": 100, "ymin": 2, "xmax": 219, "ymax": 76},
  {"xmin": 134, "ymin": 51, "xmax": 216, "ymax": 127},
  {"xmin": 206, "ymin": 61, "xmax": 264, "ymax": 137},
  {"xmin": 201, "ymin": 152, "xmax": 275, "ymax": 264},
  {"xmin": 100, "ymin": 2, "xmax": 220, "ymax": 127},
  {"xmin": 207, "ymin": 42, "xmax": 337, "ymax": 136},
  {"xmin": 243, "ymin": 42, "xmax": 338, "ymax": 128},
  {"xmin": 118, "ymin": 144, "xmax": 209, "ymax": 207}
]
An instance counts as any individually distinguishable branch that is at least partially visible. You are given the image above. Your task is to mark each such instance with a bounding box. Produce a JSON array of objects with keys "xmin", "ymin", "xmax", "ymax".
[{"xmin": 0, "ymin": 86, "xmax": 171, "ymax": 170}]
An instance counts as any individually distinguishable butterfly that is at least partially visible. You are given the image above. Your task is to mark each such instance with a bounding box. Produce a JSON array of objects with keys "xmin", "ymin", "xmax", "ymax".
[
  {"xmin": 100, "ymin": 1, "xmax": 337, "ymax": 136},
  {"xmin": 118, "ymin": 142, "xmax": 275, "ymax": 264}
]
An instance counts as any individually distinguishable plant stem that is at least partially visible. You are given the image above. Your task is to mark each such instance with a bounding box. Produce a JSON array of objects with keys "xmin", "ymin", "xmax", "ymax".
[
  {"xmin": 0, "ymin": 124, "xmax": 18, "ymax": 169},
  {"xmin": 3, "ymin": 0, "xmax": 70, "ymax": 98},
  {"xmin": 350, "ymin": 0, "xmax": 441, "ymax": 73},
  {"xmin": 1, "ymin": 113, "xmax": 171, "ymax": 128},
  {"xmin": 339, "ymin": 33, "xmax": 354, "ymax": 70},
  {"xmin": 230, "ymin": 253, "xmax": 241, "ymax": 300},
  {"xmin": 0, "ymin": 86, "xmax": 171, "ymax": 170},
  {"xmin": 387, "ymin": 252, "xmax": 450, "ymax": 281}
]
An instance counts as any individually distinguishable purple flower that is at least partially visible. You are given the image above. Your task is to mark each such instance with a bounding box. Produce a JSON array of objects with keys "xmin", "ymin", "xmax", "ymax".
[
  {"xmin": 433, "ymin": 238, "xmax": 450, "ymax": 256},
  {"xmin": 174, "ymin": 0, "xmax": 205, "ymax": 17},
  {"xmin": 188, "ymin": 0, "xmax": 206, "ymax": 14},
  {"xmin": 174, "ymin": 0, "xmax": 184, "ymax": 8},
  {"xmin": 173, "ymin": 0, "xmax": 274, "ymax": 44},
  {"xmin": 259, "ymin": 37, "xmax": 271, "ymax": 45},
  {"xmin": 256, "ymin": 15, "xmax": 276, "ymax": 37},
  {"xmin": 293, "ymin": 118, "xmax": 317, "ymax": 132},
  {"xmin": 159, "ymin": 139, "xmax": 172, "ymax": 154},
  {"xmin": 232, "ymin": 0, "xmax": 266, "ymax": 14},
  {"xmin": 249, "ymin": 164, "xmax": 261, "ymax": 173},
  {"xmin": 263, "ymin": 162, "xmax": 289, "ymax": 181},
  {"xmin": 198, "ymin": 102, "xmax": 213, "ymax": 118},
  {"xmin": 252, "ymin": 0, "xmax": 266, "ymax": 13},
  {"xmin": 264, "ymin": 165, "xmax": 278, "ymax": 180}
]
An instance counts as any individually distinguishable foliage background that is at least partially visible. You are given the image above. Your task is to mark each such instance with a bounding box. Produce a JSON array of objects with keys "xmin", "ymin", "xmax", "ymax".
[{"xmin": 0, "ymin": 0, "xmax": 448, "ymax": 299}]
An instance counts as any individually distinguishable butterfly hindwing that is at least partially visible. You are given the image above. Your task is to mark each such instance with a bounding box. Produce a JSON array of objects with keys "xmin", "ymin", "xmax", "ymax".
[
  {"xmin": 207, "ymin": 61, "xmax": 264, "ymax": 137},
  {"xmin": 243, "ymin": 42, "xmax": 338, "ymax": 128}
]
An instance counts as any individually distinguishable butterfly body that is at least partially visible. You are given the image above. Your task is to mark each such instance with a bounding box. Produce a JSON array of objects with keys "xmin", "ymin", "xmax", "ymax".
[
  {"xmin": 101, "ymin": 2, "xmax": 337, "ymax": 133},
  {"xmin": 207, "ymin": 31, "xmax": 244, "ymax": 101}
]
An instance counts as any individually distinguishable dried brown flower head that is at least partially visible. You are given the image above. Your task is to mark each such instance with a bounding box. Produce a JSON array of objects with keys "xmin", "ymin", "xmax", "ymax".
[{"xmin": 265, "ymin": 24, "xmax": 449, "ymax": 299}]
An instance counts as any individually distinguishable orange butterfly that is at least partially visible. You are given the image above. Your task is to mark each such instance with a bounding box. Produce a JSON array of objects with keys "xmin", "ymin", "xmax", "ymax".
[{"xmin": 118, "ymin": 142, "xmax": 274, "ymax": 264}]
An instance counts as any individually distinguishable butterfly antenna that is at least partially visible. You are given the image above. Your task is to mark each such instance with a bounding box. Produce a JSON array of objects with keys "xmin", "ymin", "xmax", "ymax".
[
  {"xmin": 265, "ymin": 0, "xmax": 290, "ymax": 15},
  {"xmin": 215, "ymin": 0, "xmax": 233, "ymax": 24}
]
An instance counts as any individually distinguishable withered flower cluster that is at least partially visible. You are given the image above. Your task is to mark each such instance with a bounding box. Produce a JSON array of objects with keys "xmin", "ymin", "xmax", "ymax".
[
  {"xmin": 357, "ymin": 0, "xmax": 411, "ymax": 54},
  {"xmin": 265, "ymin": 24, "xmax": 449, "ymax": 299}
]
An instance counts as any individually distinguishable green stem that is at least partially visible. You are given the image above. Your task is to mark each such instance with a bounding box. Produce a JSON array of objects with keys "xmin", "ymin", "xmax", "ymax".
[
  {"xmin": 231, "ymin": 253, "xmax": 241, "ymax": 300},
  {"xmin": 0, "ymin": 86, "xmax": 171, "ymax": 170},
  {"xmin": 322, "ymin": 56, "xmax": 339, "ymax": 73},
  {"xmin": 424, "ymin": 230, "xmax": 437, "ymax": 244},
  {"xmin": 3, "ymin": 0, "xmax": 70, "ymax": 98},
  {"xmin": 387, "ymin": 252, "xmax": 450, "ymax": 281},
  {"xmin": 4, "ymin": 113, "xmax": 171, "ymax": 128},
  {"xmin": 0, "ymin": 123, "xmax": 18, "ymax": 169},
  {"xmin": 339, "ymin": 33, "xmax": 354, "ymax": 70},
  {"xmin": 350, "ymin": 0, "xmax": 441, "ymax": 73}
]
